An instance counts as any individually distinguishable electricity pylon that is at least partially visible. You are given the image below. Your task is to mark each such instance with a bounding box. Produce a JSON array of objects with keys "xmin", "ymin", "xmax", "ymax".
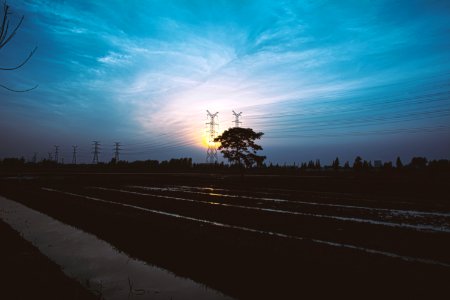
[
  {"xmin": 72, "ymin": 145, "xmax": 78, "ymax": 164},
  {"xmin": 92, "ymin": 141, "xmax": 100, "ymax": 164},
  {"xmin": 113, "ymin": 142, "xmax": 121, "ymax": 163},
  {"xmin": 206, "ymin": 110, "xmax": 219, "ymax": 164},
  {"xmin": 232, "ymin": 110, "xmax": 242, "ymax": 127},
  {"xmin": 54, "ymin": 145, "xmax": 59, "ymax": 163}
]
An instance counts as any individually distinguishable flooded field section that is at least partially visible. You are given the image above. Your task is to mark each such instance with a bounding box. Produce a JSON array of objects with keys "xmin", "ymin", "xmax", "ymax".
[
  {"xmin": 0, "ymin": 196, "xmax": 233, "ymax": 300},
  {"xmin": 1, "ymin": 173, "xmax": 449, "ymax": 298}
]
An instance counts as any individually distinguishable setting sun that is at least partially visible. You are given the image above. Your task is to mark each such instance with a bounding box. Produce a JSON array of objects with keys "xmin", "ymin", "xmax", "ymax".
[
  {"xmin": 1, "ymin": 1, "xmax": 449, "ymax": 299},
  {"xmin": 200, "ymin": 129, "xmax": 223, "ymax": 149}
]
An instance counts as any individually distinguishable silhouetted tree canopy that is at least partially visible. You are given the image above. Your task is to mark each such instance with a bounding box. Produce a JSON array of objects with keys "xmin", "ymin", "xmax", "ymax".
[
  {"xmin": 383, "ymin": 161, "xmax": 393, "ymax": 169},
  {"xmin": 362, "ymin": 160, "xmax": 372, "ymax": 170},
  {"xmin": 353, "ymin": 156, "xmax": 363, "ymax": 170},
  {"xmin": 410, "ymin": 157, "xmax": 428, "ymax": 169},
  {"xmin": 396, "ymin": 156, "xmax": 403, "ymax": 169},
  {"xmin": 332, "ymin": 157, "xmax": 340, "ymax": 170},
  {"xmin": 214, "ymin": 127, "xmax": 266, "ymax": 168},
  {"xmin": 315, "ymin": 159, "xmax": 321, "ymax": 169},
  {"xmin": 0, "ymin": 2, "xmax": 37, "ymax": 92}
]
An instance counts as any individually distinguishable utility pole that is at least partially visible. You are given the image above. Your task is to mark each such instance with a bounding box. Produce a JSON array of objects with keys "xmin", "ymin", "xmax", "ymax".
[
  {"xmin": 54, "ymin": 145, "xmax": 59, "ymax": 163},
  {"xmin": 232, "ymin": 110, "xmax": 242, "ymax": 128},
  {"xmin": 92, "ymin": 141, "xmax": 100, "ymax": 164},
  {"xmin": 72, "ymin": 145, "xmax": 78, "ymax": 164},
  {"xmin": 206, "ymin": 110, "xmax": 219, "ymax": 164},
  {"xmin": 113, "ymin": 142, "xmax": 121, "ymax": 163}
]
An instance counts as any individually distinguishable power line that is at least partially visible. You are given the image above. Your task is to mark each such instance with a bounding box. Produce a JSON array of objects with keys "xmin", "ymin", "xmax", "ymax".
[
  {"xmin": 246, "ymin": 89, "xmax": 450, "ymax": 122},
  {"xmin": 265, "ymin": 125, "xmax": 450, "ymax": 139},
  {"xmin": 255, "ymin": 108, "xmax": 450, "ymax": 133},
  {"xmin": 242, "ymin": 71, "xmax": 450, "ymax": 114},
  {"xmin": 206, "ymin": 110, "xmax": 219, "ymax": 164},
  {"xmin": 120, "ymin": 140, "xmax": 198, "ymax": 156}
]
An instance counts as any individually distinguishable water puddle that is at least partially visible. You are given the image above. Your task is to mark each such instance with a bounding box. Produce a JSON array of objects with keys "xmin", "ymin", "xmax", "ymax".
[
  {"xmin": 131, "ymin": 185, "xmax": 450, "ymax": 218},
  {"xmin": 123, "ymin": 186, "xmax": 450, "ymax": 233},
  {"xmin": 159, "ymin": 185, "xmax": 410, "ymax": 205},
  {"xmin": 40, "ymin": 188, "xmax": 450, "ymax": 269},
  {"xmin": 0, "ymin": 196, "xmax": 233, "ymax": 300},
  {"xmin": 175, "ymin": 185, "xmax": 291, "ymax": 197}
]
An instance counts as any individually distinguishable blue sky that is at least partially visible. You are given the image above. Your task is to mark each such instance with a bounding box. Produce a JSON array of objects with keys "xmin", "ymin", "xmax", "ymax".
[{"xmin": 1, "ymin": 0, "xmax": 449, "ymax": 164}]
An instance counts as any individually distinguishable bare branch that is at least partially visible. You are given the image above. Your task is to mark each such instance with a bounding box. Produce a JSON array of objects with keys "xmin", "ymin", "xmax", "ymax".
[
  {"xmin": 0, "ymin": 2, "xmax": 37, "ymax": 92},
  {"xmin": 0, "ymin": 83, "xmax": 38, "ymax": 92},
  {"xmin": 0, "ymin": 3, "xmax": 9, "ymax": 42},
  {"xmin": 0, "ymin": 46, "xmax": 37, "ymax": 70},
  {"xmin": 0, "ymin": 15, "xmax": 24, "ymax": 48}
]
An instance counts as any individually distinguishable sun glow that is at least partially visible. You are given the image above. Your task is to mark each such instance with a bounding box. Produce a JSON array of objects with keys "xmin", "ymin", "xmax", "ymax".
[{"xmin": 200, "ymin": 129, "xmax": 223, "ymax": 149}]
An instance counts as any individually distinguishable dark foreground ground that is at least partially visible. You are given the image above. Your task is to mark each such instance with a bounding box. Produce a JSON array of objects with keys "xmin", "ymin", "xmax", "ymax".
[
  {"xmin": 1, "ymin": 171, "xmax": 449, "ymax": 299},
  {"xmin": 0, "ymin": 220, "xmax": 98, "ymax": 299}
]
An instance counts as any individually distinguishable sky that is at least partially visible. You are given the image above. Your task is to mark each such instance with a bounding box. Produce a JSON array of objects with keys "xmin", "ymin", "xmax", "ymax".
[{"xmin": 0, "ymin": 0, "xmax": 449, "ymax": 164}]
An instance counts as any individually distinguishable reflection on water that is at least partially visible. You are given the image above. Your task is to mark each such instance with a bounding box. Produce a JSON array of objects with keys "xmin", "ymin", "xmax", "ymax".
[
  {"xmin": 40, "ymin": 188, "xmax": 450, "ymax": 268},
  {"xmin": 125, "ymin": 186, "xmax": 450, "ymax": 233},
  {"xmin": 0, "ymin": 196, "xmax": 233, "ymax": 300},
  {"xmin": 131, "ymin": 185, "xmax": 450, "ymax": 217}
]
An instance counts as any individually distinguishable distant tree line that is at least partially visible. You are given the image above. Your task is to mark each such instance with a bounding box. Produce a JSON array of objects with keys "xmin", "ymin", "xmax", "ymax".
[
  {"xmin": 0, "ymin": 156, "xmax": 449, "ymax": 173},
  {"xmin": 264, "ymin": 156, "xmax": 450, "ymax": 173},
  {"xmin": 0, "ymin": 157, "xmax": 193, "ymax": 170}
]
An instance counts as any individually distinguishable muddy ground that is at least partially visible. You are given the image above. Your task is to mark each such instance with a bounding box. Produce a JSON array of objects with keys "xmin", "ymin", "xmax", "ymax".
[
  {"xmin": 1, "ymin": 171, "xmax": 449, "ymax": 299},
  {"xmin": 0, "ymin": 219, "xmax": 98, "ymax": 299}
]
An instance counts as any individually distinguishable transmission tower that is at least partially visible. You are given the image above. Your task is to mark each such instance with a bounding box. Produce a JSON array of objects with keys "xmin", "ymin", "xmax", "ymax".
[
  {"xmin": 232, "ymin": 110, "xmax": 242, "ymax": 127},
  {"xmin": 72, "ymin": 145, "xmax": 78, "ymax": 164},
  {"xmin": 54, "ymin": 145, "xmax": 59, "ymax": 163},
  {"xmin": 32, "ymin": 152, "xmax": 37, "ymax": 164},
  {"xmin": 206, "ymin": 110, "xmax": 219, "ymax": 164},
  {"xmin": 113, "ymin": 142, "xmax": 121, "ymax": 163},
  {"xmin": 47, "ymin": 152, "xmax": 53, "ymax": 161},
  {"xmin": 92, "ymin": 141, "xmax": 100, "ymax": 164}
]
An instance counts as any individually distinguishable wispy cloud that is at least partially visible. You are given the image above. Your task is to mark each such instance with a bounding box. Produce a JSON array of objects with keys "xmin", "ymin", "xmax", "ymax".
[
  {"xmin": 98, "ymin": 52, "xmax": 131, "ymax": 65},
  {"xmin": 1, "ymin": 0, "xmax": 449, "ymax": 161}
]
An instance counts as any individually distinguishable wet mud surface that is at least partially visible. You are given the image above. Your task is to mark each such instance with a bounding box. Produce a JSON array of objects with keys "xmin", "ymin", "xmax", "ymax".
[
  {"xmin": 1, "ymin": 172, "xmax": 449, "ymax": 298},
  {"xmin": 0, "ymin": 219, "xmax": 98, "ymax": 300}
]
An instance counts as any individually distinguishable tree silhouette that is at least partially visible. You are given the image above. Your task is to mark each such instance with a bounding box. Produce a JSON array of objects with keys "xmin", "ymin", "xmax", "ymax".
[
  {"xmin": 353, "ymin": 156, "xmax": 363, "ymax": 170},
  {"xmin": 0, "ymin": 2, "xmax": 37, "ymax": 92},
  {"xmin": 383, "ymin": 161, "xmax": 393, "ymax": 170},
  {"xmin": 343, "ymin": 161, "xmax": 350, "ymax": 169},
  {"xmin": 362, "ymin": 160, "xmax": 372, "ymax": 170},
  {"xmin": 315, "ymin": 159, "xmax": 321, "ymax": 169},
  {"xmin": 214, "ymin": 127, "xmax": 266, "ymax": 168},
  {"xmin": 332, "ymin": 157, "xmax": 340, "ymax": 170},
  {"xmin": 396, "ymin": 156, "xmax": 403, "ymax": 169},
  {"xmin": 409, "ymin": 157, "xmax": 427, "ymax": 169}
]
